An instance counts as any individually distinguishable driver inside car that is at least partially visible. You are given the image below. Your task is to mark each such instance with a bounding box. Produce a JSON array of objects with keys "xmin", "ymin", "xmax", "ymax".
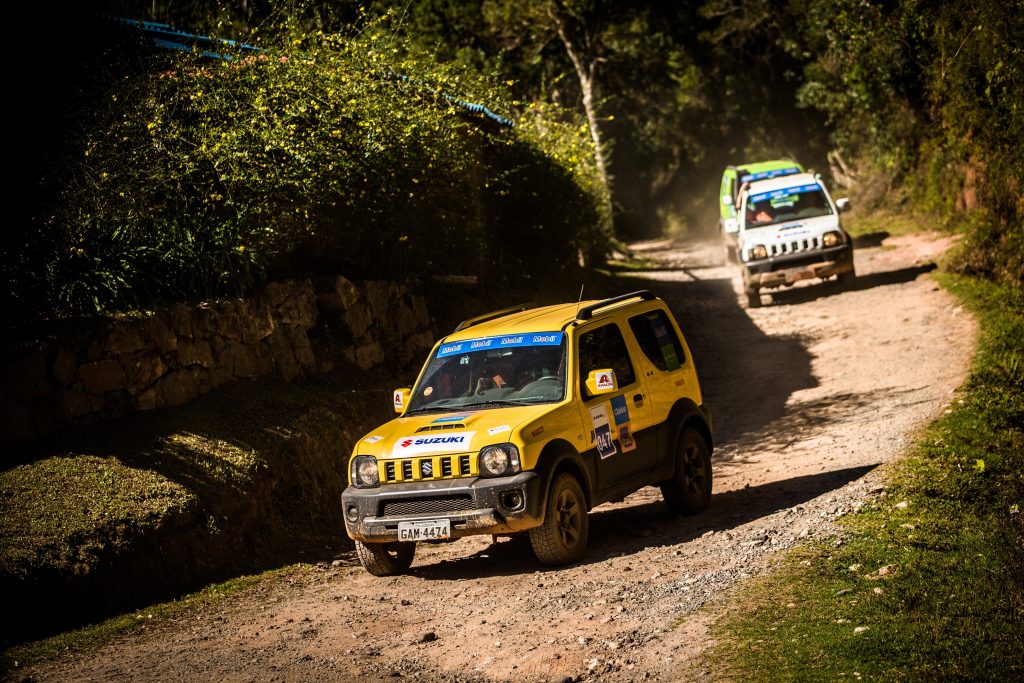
[{"xmin": 475, "ymin": 354, "xmax": 514, "ymax": 393}]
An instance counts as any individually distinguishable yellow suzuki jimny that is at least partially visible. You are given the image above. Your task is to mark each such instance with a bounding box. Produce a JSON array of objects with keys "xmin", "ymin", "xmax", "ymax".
[{"xmin": 342, "ymin": 291, "xmax": 713, "ymax": 575}]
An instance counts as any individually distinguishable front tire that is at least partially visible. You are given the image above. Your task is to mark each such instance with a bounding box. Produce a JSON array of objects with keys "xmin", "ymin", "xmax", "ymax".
[
  {"xmin": 661, "ymin": 428, "xmax": 713, "ymax": 515},
  {"xmin": 530, "ymin": 473, "xmax": 589, "ymax": 566},
  {"xmin": 837, "ymin": 266, "xmax": 857, "ymax": 290},
  {"xmin": 745, "ymin": 287, "xmax": 762, "ymax": 308},
  {"xmin": 355, "ymin": 540, "xmax": 416, "ymax": 576}
]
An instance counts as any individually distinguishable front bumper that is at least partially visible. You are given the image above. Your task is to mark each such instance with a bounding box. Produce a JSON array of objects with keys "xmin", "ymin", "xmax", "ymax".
[
  {"xmin": 743, "ymin": 243, "xmax": 853, "ymax": 289},
  {"xmin": 341, "ymin": 471, "xmax": 545, "ymax": 543}
]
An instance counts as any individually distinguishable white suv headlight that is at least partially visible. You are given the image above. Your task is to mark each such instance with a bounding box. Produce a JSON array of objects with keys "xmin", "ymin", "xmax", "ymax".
[
  {"xmin": 822, "ymin": 231, "xmax": 844, "ymax": 247},
  {"xmin": 747, "ymin": 245, "xmax": 768, "ymax": 261},
  {"xmin": 479, "ymin": 444, "xmax": 522, "ymax": 477}
]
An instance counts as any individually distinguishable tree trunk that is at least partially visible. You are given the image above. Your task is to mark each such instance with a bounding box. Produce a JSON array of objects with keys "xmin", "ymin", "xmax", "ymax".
[{"xmin": 553, "ymin": 16, "xmax": 613, "ymax": 205}]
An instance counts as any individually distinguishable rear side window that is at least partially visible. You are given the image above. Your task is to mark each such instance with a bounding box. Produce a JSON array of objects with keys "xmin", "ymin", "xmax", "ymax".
[
  {"xmin": 578, "ymin": 323, "xmax": 636, "ymax": 392},
  {"xmin": 629, "ymin": 309, "xmax": 685, "ymax": 372}
]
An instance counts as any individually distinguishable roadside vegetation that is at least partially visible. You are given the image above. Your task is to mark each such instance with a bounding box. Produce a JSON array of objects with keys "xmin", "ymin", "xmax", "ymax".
[
  {"xmin": 2, "ymin": 567, "xmax": 296, "ymax": 672},
  {"xmin": 0, "ymin": 370, "xmax": 396, "ymax": 646},
  {"xmin": 3, "ymin": 10, "xmax": 609, "ymax": 325},
  {"xmin": 706, "ymin": 274, "xmax": 1024, "ymax": 679},
  {"xmin": 2, "ymin": 0, "xmax": 1020, "ymax": 675}
]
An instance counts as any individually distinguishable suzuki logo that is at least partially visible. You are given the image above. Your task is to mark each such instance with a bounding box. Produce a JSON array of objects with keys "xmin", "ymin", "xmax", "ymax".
[
  {"xmin": 400, "ymin": 439, "xmax": 413, "ymax": 448},
  {"xmin": 421, "ymin": 461, "xmax": 433, "ymax": 476}
]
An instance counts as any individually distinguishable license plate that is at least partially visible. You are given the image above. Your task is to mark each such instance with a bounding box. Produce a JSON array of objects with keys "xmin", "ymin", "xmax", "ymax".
[
  {"xmin": 398, "ymin": 519, "xmax": 451, "ymax": 541},
  {"xmin": 786, "ymin": 268, "xmax": 815, "ymax": 283}
]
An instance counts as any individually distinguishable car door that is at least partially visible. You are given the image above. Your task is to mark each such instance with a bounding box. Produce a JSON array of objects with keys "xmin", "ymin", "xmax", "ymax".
[
  {"xmin": 627, "ymin": 307, "xmax": 696, "ymax": 471},
  {"xmin": 576, "ymin": 321, "xmax": 657, "ymax": 493}
]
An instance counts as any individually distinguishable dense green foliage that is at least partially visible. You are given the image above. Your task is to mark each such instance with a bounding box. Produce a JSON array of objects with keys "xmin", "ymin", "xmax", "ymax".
[
  {"xmin": 710, "ymin": 275, "xmax": 1024, "ymax": 679},
  {"xmin": 3, "ymin": 10, "xmax": 609, "ymax": 322},
  {"xmin": 369, "ymin": 0, "xmax": 1021, "ymax": 282},
  {"xmin": 791, "ymin": 0, "xmax": 1023, "ymax": 286},
  {"xmin": 6, "ymin": 0, "xmax": 1019, "ymax": 320}
]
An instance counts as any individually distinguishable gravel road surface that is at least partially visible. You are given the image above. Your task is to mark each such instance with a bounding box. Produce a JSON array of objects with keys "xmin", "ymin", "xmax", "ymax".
[{"xmin": 22, "ymin": 231, "xmax": 976, "ymax": 682}]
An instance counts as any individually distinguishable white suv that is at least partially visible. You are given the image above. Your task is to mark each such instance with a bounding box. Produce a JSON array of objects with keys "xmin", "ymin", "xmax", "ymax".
[{"xmin": 737, "ymin": 173, "xmax": 855, "ymax": 307}]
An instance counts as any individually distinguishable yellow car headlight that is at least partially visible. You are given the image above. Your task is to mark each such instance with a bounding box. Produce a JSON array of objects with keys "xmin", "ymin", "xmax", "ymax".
[
  {"xmin": 351, "ymin": 455, "xmax": 379, "ymax": 488},
  {"xmin": 479, "ymin": 444, "xmax": 522, "ymax": 477}
]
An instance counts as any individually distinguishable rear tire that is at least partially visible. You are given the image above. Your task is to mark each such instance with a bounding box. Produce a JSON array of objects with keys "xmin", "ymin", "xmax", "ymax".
[
  {"xmin": 723, "ymin": 244, "xmax": 737, "ymax": 265},
  {"xmin": 530, "ymin": 473, "xmax": 589, "ymax": 566},
  {"xmin": 661, "ymin": 428, "xmax": 713, "ymax": 515},
  {"xmin": 355, "ymin": 540, "xmax": 416, "ymax": 576}
]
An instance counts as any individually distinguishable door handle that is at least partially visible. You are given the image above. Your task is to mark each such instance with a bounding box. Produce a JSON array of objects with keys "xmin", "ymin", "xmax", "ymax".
[{"xmin": 633, "ymin": 393, "xmax": 644, "ymax": 404}]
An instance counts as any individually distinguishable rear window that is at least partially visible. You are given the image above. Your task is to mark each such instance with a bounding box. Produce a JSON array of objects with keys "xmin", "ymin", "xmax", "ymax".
[{"xmin": 629, "ymin": 309, "xmax": 685, "ymax": 372}]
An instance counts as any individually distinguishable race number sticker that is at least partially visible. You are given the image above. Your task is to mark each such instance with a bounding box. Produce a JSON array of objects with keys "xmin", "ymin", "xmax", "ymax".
[{"xmin": 589, "ymin": 404, "xmax": 617, "ymax": 459}]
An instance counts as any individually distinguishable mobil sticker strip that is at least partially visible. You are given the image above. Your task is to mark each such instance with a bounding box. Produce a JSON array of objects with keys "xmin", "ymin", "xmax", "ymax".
[
  {"xmin": 436, "ymin": 332, "xmax": 564, "ymax": 358},
  {"xmin": 749, "ymin": 184, "xmax": 820, "ymax": 204},
  {"xmin": 739, "ymin": 167, "xmax": 800, "ymax": 183}
]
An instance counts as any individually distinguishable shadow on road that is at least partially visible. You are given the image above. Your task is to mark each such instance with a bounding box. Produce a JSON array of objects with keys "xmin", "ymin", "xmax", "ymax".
[
  {"xmin": 615, "ymin": 272, "xmax": 817, "ymax": 457},
  {"xmin": 768, "ymin": 262, "xmax": 937, "ymax": 307},
  {"xmin": 410, "ymin": 464, "xmax": 876, "ymax": 580},
  {"xmin": 853, "ymin": 231, "xmax": 890, "ymax": 248}
]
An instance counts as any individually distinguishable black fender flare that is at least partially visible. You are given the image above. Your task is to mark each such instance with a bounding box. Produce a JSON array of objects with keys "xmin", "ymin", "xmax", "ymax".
[
  {"xmin": 668, "ymin": 398, "xmax": 714, "ymax": 456},
  {"xmin": 533, "ymin": 439, "xmax": 595, "ymax": 512}
]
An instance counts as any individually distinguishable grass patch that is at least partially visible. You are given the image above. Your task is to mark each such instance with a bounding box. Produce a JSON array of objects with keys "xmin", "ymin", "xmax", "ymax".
[
  {"xmin": 706, "ymin": 273, "xmax": 1024, "ymax": 680},
  {"xmin": 0, "ymin": 369, "xmax": 397, "ymax": 645},
  {"xmin": 1, "ymin": 564, "xmax": 299, "ymax": 672},
  {"xmin": 844, "ymin": 208, "xmax": 941, "ymax": 240}
]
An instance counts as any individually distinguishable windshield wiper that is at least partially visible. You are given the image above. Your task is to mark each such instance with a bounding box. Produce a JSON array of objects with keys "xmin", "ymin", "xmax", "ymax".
[
  {"xmin": 405, "ymin": 404, "xmax": 466, "ymax": 414},
  {"xmin": 458, "ymin": 399, "xmax": 537, "ymax": 408}
]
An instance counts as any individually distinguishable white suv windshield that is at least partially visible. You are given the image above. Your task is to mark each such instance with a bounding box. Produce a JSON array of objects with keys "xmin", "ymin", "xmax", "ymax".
[
  {"xmin": 745, "ymin": 183, "xmax": 833, "ymax": 228},
  {"xmin": 406, "ymin": 333, "xmax": 567, "ymax": 413}
]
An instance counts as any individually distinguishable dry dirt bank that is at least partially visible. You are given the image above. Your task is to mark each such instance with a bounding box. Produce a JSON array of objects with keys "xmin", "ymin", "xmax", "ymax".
[{"xmin": 20, "ymin": 231, "xmax": 976, "ymax": 682}]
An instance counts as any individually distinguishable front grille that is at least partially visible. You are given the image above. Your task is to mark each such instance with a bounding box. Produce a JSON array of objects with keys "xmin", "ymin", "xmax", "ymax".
[
  {"xmin": 381, "ymin": 454, "xmax": 477, "ymax": 483},
  {"xmin": 381, "ymin": 495, "xmax": 474, "ymax": 517},
  {"xmin": 769, "ymin": 236, "xmax": 820, "ymax": 257}
]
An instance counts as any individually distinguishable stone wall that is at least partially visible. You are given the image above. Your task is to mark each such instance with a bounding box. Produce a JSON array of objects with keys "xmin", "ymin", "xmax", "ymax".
[{"xmin": 1, "ymin": 277, "xmax": 435, "ymax": 446}]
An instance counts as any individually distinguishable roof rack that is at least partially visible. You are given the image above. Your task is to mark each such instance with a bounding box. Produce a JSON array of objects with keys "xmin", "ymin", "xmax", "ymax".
[
  {"xmin": 453, "ymin": 302, "xmax": 534, "ymax": 332},
  {"xmin": 576, "ymin": 290, "xmax": 656, "ymax": 321}
]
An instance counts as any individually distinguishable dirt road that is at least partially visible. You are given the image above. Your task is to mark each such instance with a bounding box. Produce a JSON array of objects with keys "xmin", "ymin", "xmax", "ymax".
[{"xmin": 23, "ymin": 232, "xmax": 976, "ymax": 682}]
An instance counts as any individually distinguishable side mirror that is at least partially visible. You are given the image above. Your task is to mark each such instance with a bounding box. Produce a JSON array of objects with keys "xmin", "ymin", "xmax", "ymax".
[
  {"xmin": 393, "ymin": 388, "xmax": 411, "ymax": 413},
  {"xmin": 584, "ymin": 369, "xmax": 617, "ymax": 397},
  {"xmin": 724, "ymin": 217, "xmax": 739, "ymax": 234},
  {"xmin": 721, "ymin": 195, "xmax": 733, "ymax": 207},
  {"xmin": 836, "ymin": 197, "xmax": 851, "ymax": 213}
]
